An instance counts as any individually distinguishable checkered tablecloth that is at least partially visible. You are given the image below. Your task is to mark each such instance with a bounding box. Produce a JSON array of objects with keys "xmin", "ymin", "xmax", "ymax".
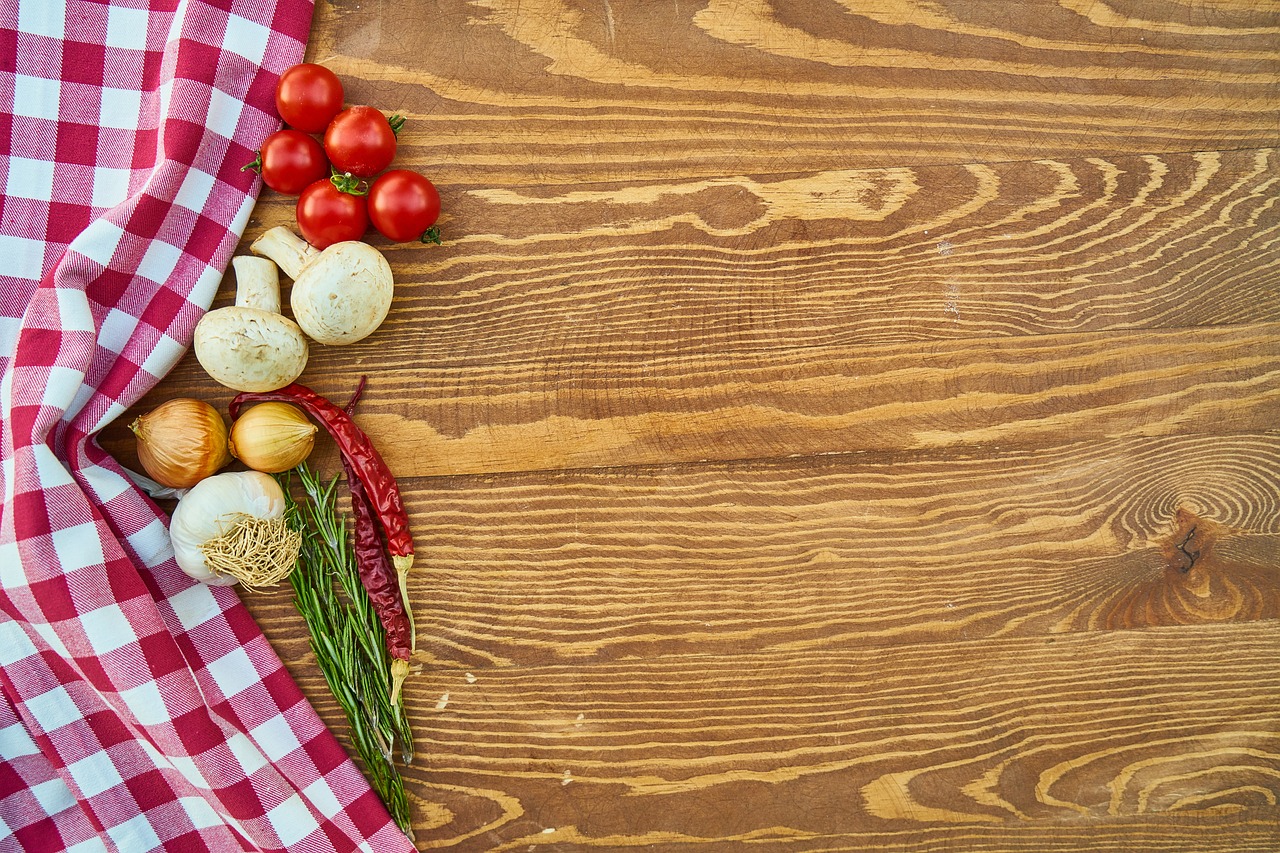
[{"xmin": 0, "ymin": 1, "xmax": 416, "ymax": 850}]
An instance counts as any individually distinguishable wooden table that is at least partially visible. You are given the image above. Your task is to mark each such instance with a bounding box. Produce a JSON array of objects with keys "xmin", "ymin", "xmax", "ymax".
[{"xmin": 106, "ymin": 1, "xmax": 1280, "ymax": 849}]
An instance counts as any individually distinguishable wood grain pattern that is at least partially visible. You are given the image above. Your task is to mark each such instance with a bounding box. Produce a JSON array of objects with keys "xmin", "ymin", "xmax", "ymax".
[
  {"xmin": 243, "ymin": 433, "xmax": 1280, "ymax": 671},
  {"xmin": 309, "ymin": 0, "xmax": 1280, "ymax": 184},
  {"xmin": 105, "ymin": 321, "xmax": 1280, "ymax": 477},
  {"xmin": 108, "ymin": 0, "xmax": 1280, "ymax": 848},
  {"xmin": 278, "ymin": 624, "xmax": 1280, "ymax": 851},
  {"xmin": 228, "ymin": 147, "xmax": 1280, "ymax": 370},
  {"xmin": 108, "ymin": 145, "xmax": 1280, "ymax": 475}
]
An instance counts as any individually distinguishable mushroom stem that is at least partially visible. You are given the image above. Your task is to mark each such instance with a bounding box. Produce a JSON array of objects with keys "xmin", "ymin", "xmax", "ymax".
[
  {"xmin": 230, "ymin": 256, "xmax": 282, "ymax": 314},
  {"xmin": 249, "ymin": 226, "xmax": 395, "ymax": 347},
  {"xmin": 251, "ymin": 226, "xmax": 318, "ymax": 280},
  {"xmin": 193, "ymin": 256, "xmax": 310, "ymax": 393}
]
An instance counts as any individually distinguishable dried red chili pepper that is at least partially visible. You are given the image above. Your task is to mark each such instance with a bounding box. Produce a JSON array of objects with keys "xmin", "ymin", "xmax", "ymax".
[
  {"xmin": 344, "ymin": 456, "xmax": 413, "ymax": 701},
  {"xmin": 340, "ymin": 377, "xmax": 412, "ymax": 702},
  {"xmin": 230, "ymin": 383, "xmax": 416, "ymax": 668}
]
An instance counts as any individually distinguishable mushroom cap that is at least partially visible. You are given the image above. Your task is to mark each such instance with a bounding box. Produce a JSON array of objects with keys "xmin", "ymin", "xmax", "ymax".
[
  {"xmin": 290, "ymin": 241, "xmax": 393, "ymax": 346},
  {"xmin": 194, "ymin": 306, "xmax": 309, "ymax": 392}
]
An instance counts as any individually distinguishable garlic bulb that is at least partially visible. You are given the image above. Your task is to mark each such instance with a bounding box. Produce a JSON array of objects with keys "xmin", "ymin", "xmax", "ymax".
[
  {"xmin": 229, "ymin": 402, "xmax": 317, "ymax": 473},
  {"xmin": 169, "ymin": 470, "xmax": 301, "ymax": 589},
  {"xmin": 130, "ymin": 398, "xmax": 231, "ymax": 489}
]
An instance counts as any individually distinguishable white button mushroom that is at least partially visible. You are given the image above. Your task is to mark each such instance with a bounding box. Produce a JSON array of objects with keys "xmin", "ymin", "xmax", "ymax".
[
  {"xmin": 194, "ymin": 256, "xmax": 309, "ymax": 393},
  {"xmin": 250, "ymin": 226, "xmax": 394, "ymax": 346}
]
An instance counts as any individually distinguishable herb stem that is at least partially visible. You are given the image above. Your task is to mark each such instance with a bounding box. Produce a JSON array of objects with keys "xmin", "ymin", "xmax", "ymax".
[{"xmin": 280, "ymin": 464, "xmax": 416, "ymax": 839}]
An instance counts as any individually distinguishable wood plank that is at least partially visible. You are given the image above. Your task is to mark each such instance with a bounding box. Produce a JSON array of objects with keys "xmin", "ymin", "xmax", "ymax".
[
  {"xmin": 307, "ymin": 0, "xmax": 1280, "ymax": 184},
  {"xmin": 104, "ymin": 322, "xmax": 1280, "ymax": 479},
  {"xmin": 231, "ymin": 147, "xmax": 1280, "ymax": 371},
  {"xmin": 350, "ymin": 323, "xmax": 1280, "ymax": 478},
  {"xmin": 240, "ymin": 432, "xmax": 1280, "ymax": 670},
  {"xmin": 276, "ymin": 623, "xmax": 1280, "ymax": 851},
  {"xmin": 102, "ymin": 146, "xmax": 1280, "ymax": 477}
]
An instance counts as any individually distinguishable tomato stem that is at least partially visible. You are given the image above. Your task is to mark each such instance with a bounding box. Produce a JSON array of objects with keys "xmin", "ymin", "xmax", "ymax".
[
  {"xmin": 388, "ymin": 114, "xmax": 405, "ymax": 137},
  {"xmin": 330, "ymin": 169, "xmax": 369, "ymax": 196},
  {"xmin": 419, "ymin": 226, "xmax": 442, "ymax": 246},
  {"xmin": 241, "ymin": 152, "xmax": 263, "ymax": 174}
]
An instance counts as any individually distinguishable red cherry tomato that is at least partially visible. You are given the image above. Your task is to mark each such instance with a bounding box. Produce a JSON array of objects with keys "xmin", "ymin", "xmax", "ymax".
[
  {"xmin": 324, "ymin": 106, "xmax": 400, "ymax": 177},
  {"xmin": 296, "ymin": 179, "xmax": 368, "ymax": 249},
  {"xmin": 275, "ymin": 63, "xmax": 344, "ymax": 133},
  {"xmin": 368, "ymin": 170, "xmax": 442, "ymax": 243},
  {"xmin": 248, "ymin": 130, "xmax": 329, "ymax": 195}
]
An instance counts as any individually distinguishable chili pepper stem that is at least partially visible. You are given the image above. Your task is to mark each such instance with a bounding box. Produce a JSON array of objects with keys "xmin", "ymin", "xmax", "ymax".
[
  {"xmin": 393, "ymin": 554, "xmax": 416, "ymax": 653},
  {"xmin": 390, "ymin": 658, "xmax": 410, "ymax": 706}
]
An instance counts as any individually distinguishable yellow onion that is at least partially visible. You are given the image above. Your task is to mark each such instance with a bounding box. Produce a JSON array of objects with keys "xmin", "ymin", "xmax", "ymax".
[
  {"xmin": 229, "ymin": 402, "xmax": 317, "ymax": 473},
  {"xmin": 129, "ymin": 398, "xmax": 232, "ymax": 489}
]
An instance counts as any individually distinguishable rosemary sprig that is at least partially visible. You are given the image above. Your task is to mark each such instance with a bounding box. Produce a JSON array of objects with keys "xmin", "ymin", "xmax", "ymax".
[{"xmin": 281, "ymin": 463, "xmax": 415, "ymax": 838}]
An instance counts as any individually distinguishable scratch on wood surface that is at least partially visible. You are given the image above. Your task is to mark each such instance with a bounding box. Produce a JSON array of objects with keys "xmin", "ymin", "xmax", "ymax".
[{"xmin": 602, "ymin": 0, "xmax": 615, "ymax": 46}]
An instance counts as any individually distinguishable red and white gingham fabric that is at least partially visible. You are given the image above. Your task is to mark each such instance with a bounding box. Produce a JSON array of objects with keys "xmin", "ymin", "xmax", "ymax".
[{"xmin": 0, "ymin": 1, "xmax": 416, "ymax": 850}]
